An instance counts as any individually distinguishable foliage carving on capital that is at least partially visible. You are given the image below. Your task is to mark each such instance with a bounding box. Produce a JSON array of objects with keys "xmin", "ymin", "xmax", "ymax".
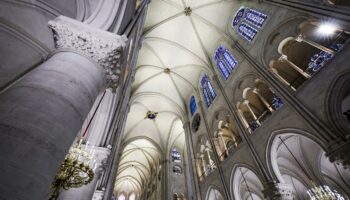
[{"xmin": 48, "ymin": 16, "xmax": 127, "ymax": 90}]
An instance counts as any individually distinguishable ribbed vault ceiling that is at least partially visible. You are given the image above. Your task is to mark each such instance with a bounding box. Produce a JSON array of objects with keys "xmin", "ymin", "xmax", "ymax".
[{"xmin": 115, "ymin": 0, "xmax": 235, "ymax": 195}]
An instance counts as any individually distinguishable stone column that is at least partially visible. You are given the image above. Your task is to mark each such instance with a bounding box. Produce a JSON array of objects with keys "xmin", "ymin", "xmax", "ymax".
[
  {"xmin": 253, "ymin": 89, "xmax": 274, "ymax": 112},
  {"xmin": 0, "ymin": 16, "xmax": 126, "ymax": 200},
  {"xmin": 278, "ymin": 55, "xmax": 311, "ymax": 79},
  {"xmin": 58, "ymin": 146, "xmax": 111, "ymax": 200},
  {"xmin": 296, "ymin": 34, "xmax": 335, "ymax": 55},
  {"xmin": 200, "ymin": 154, "xmax": 207, "ymax": 176},
  {"xmin": 269, "ymin": 67, "xmax": 297, "ymax": 91},
  {"xmin": 245, "ymin": 101, "xmax": 261, "ymax": 125},
  {"xmin": 183, "ymin": 121, "xmax": 201, "ymax": 200},
  {"xmin": 218, "ymin": 131, "xmax": 229, "ymax": 156},
  {"xmin": 197, "ymin": 100, "xmax": 233, "ymax": 200}
]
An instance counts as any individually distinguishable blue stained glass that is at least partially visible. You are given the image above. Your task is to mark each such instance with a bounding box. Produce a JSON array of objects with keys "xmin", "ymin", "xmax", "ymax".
[
  {"xmin": 272, "ymin": 95, "xmax": 283, "ymax": 110},
  {"xmin": 232, "ymin": 7, "xmax": 245, "ymax": 27},
  {"xmin": 190, "ymin": 96, "xmax": 197, "ymax": 116},
  {"xmin": 245, "ymin": 9, "xmax": 267, "ymax": 28},
  {"xmin": 232, "ymin": 7, "xmax": 268, "ymax": 42},
  {"xmin": 171, "ymin": 148, "xmax": 181, "ymax": 162},
  {"xmin": 237, "ymin": 22, "xmax": 258, "ymax": 42},
  {"xmin": 223, "ymin": 50, "xmax": 238, "ymax": 70},
  {"xmin": 201, "ymin": 75, "xmax": 217, "ymax": 107},
  {"xmin": 218, "ymin": 61, "xmax": 230, "ymax": 80},
  {"xmin": 249, "ymin": 121, "xmax": 260, "ymax": 132},
  {"xmin": 201, "ymin": 74, "xmax": 209, "ymax": 85},
  {"xmin": 306, "ymin": 43, "xmax": 344, "ymax": 76},
  {"xmin": 307, "ymin": 51, "xmax": 332, "ymax": 75},
  {"xmin": 207, "ymin": 81, "xmax": 216, "ymax": 99},
  {"xmin": 214, "ymin": 45, "xmax": 238, "ymax": 80},
  {"xmin": 203, "ymin": 88, "xmax": 210, "ymax": 107}
]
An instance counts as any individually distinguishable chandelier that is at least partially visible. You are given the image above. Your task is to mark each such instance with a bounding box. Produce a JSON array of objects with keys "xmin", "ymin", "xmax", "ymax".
[
  {"xmin": 49, "ymin": 139, "xmax": 95, "ymax": 200},
  {"xmin": 49, "ymin": 90, "xmax": 107, "ymax": 199},
  {"xmin": 278, "ymin": 137, "xmax": 346, "ymax": 200},
  {"xmin": 307, "ymin": 183, "xmax": 345, "ymax": 200}
]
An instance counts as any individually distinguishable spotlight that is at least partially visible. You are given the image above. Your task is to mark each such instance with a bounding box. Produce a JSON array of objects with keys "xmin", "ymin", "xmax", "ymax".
[{"xmin": 317, "ymin": 23, "xmax": 337, "ymax": 36}]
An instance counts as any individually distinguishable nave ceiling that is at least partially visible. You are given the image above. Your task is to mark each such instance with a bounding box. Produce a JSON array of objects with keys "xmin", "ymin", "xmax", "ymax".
[{"xmin": 115, "ymin": 0, "xmax": 235, "ymax": 195}]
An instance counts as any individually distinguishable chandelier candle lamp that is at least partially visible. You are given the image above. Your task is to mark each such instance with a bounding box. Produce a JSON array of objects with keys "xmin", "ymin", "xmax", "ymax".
[
  {"xmin": 49, "ymin": 139, "xmax": 96, "ymax": 200},
  {"xmin": 307, "ymin": 182, "xmax": 345, "ymax": 200},
  {"xmin": 49, "ymin": 90, "xmax": 107, "ymax": 200},
  {"xmin": 278, "ymin": 137, "xmax": 345, "ymax": 200}
]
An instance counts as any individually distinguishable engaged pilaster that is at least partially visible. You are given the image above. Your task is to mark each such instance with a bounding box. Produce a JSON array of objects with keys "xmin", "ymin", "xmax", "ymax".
[{"xmin": 48, "ymin": 16, "xmax": 127, "ymax": 91}]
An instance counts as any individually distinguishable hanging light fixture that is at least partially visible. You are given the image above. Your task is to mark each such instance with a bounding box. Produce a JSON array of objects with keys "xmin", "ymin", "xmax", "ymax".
[
  {"xmin": 49, "ymin": 139, "xmax": 95, "ymax": 200},
  {"xmin": 278, "ymin": 137, "xmax": 345, "ymax": 200},
  {"xmin": 307, "ymin": 183, "xmax": 345, "ymax": 200},
  {"xmin": 49, "ymin": 90, "xmax": 107, "ymax": 200}
]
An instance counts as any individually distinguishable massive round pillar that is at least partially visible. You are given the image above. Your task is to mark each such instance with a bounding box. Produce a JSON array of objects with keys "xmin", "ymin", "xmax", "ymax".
[
  {"xmin": 0, "ymin": 15, "xmax": 126, "ymax": 200},
  {"xmin": 0, "ymin": 51, "xmax": 105, "ymax": 199}
]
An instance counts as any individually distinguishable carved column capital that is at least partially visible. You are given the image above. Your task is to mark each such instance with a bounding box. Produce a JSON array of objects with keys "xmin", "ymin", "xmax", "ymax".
[
  {"xmin": 48, "ymin": 16, "xmax": 127, "ymax": 91},
  {"xmin": 92, "ymin": 146, "xmax": 111, "ymax": 176},
  {"xmin": 263, "ymin": 182, "xmax": 295, "ymax": 200},
  {"xmin": 82, "ymin": 145, "xmax": 111, "ymax": 176},
  {"xmin": 327, "ymin": 140, "xmax": 350, "ymax": 168}
]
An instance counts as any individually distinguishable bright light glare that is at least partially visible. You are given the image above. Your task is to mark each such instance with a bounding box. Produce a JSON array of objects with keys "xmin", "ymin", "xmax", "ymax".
[{"xmin": 317, "ymin": 23, "xmax": 337, "ymax": 36}]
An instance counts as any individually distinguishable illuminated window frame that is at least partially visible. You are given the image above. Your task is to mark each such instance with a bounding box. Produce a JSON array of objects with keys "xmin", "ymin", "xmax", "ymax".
[
  {"xmin": 200, "ymin": 75, "xmax": 217, "ymax": 107},
  {"xmin": 232, "ymin": 7, "xmax": 268, "ymax": 42},
  {"xmin": 214, "ymin": 45, "xmax": 238, "ymax": 80},
  {"xmin": 190, "ymin": 96, "xmax": 197, "ymax": 116}
]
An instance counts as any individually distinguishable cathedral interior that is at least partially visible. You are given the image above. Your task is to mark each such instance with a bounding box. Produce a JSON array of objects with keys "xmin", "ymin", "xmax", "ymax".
[{"xmin": 0, "ymin": 0, "xmax": 350, "ymax": 200}]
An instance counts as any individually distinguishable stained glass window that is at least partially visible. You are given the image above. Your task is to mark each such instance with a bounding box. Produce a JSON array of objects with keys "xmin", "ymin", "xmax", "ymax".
[
  {"xmin": 245, "ymin": 8, "xmax": 268, "ymax": 28},
  {"xmin": 237, "ymin": 22, "xmax": 258, "ymax": 42},
  {"xmin": 201, "ymin": 75, "xmax": 217, "ymax": 107},
  {"xmin": 171, "ymin": 148, "xmax": 181, "ymax": 162},
  {"xmin": 214, "ymin": 45, "xmax": 238, "ymax": 80},
  {"xmin": 118, "ymin": 194, "xmax": 126, "ymax": 200},
  {"xmin": 272, "ymin": 95, "xmax": 284, "ymax": 110},
  {"xmin": 190, "ymin": 96, "xmax": 197, "ymax": 116},
  {"xmin": 129, "ymin": 193, "xmax": 136, "ymax": 200},
  {"xmin": 232, "ymin": 7, "xmax": 268, "ymax": 42}
]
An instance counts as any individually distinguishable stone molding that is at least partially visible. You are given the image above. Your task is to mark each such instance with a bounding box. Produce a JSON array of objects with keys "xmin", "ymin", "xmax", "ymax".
[
  {"xmin": 48, "ymin": 16, "xmax": 127, "ymax": 90},
  {"xmin": 92, "ymin": 190, "xmax": 105, "ymax": 200},
  {"xmin": 92, "ymin": 146, "xmax": 112, "ymax": 176},
  {"xmin": 81, "ymin": 145, "xmax": 111, "ymax": 176}
]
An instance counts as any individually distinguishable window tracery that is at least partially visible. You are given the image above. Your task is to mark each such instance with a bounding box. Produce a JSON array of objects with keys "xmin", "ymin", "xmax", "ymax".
[
  {"xmin": 201, "ymin": 75, "xmax": 217, "ymax": 107},
  {"xmin": 190, "ymin": 96, "xmax": 197, "ymax": 116},
  {"xmin": 171, "ymin": 148, "xmax": 181, "ymax": 162},
  {"xmin": 214, "ymin": 45, "xmax": 238, "ymax": 80},
  {"xmin": 232, "ymin": 7, "xmax": 268, "ymax": 42}
]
